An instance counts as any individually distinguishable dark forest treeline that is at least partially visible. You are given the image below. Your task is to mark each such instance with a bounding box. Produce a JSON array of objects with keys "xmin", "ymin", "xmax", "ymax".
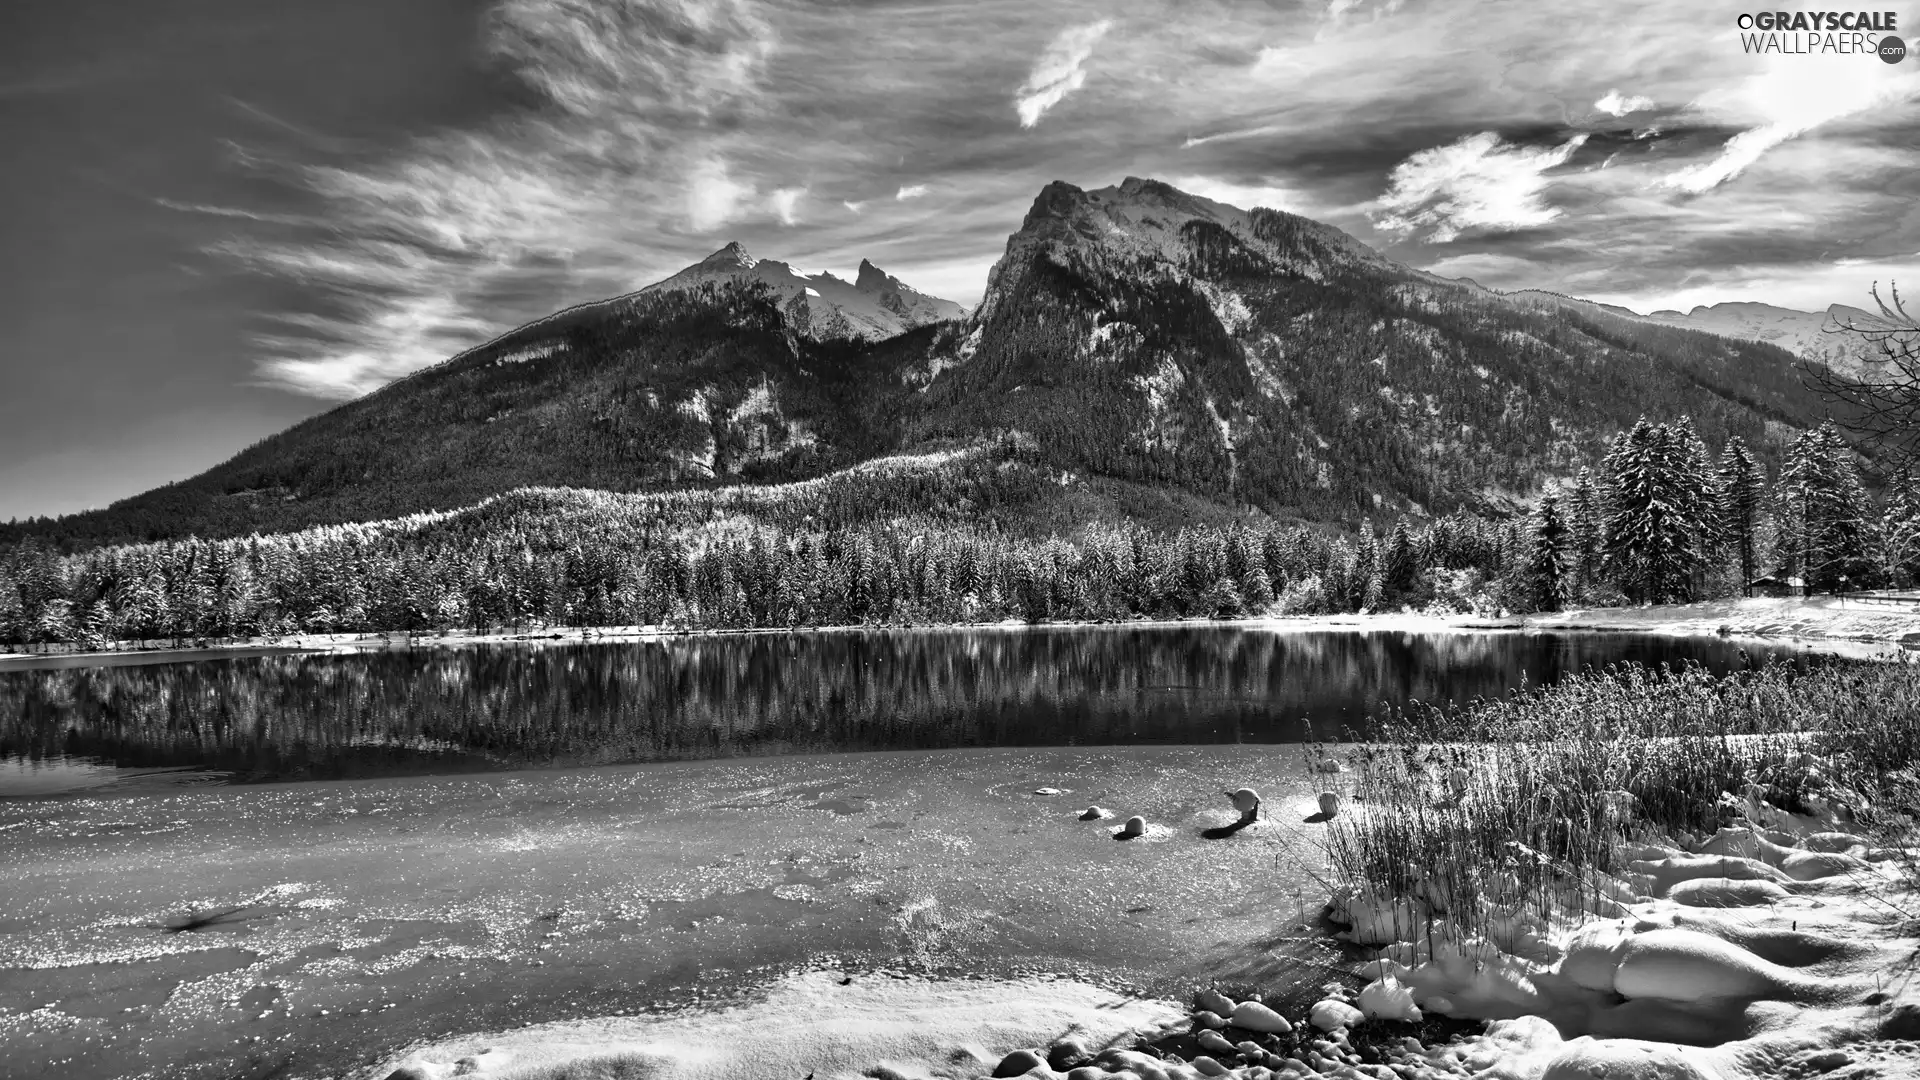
[
  {"xmin": 0, "ymin": 444, "xmax": 1517, "ymax": 649},
  {"xmin": 2, "ymin": 414, "xmax": 1911, "ymax": 650}
]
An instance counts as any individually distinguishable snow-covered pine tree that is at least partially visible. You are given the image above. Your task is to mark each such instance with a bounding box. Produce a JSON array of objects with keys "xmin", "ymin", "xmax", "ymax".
[
  {"xmin": 1602, "ymin": 419, "xmax": 1710, "ymax": 604},
  {"xmin": 1879, "ymin": 471, "xmax": 1920, "ymax": 589},
  {"xmin": 1567, "ymin": 467, "xmax": 1604, "ymax": 588},
  {"xmin": 1773, "ymin": 423, "xmax": 1874, "ymax": 593},
  {"xmin": 1675, "ymin": 417, "xmax": 1726, "ymax": 568},
  {"xmin": 1521, "ymin": 492, "xmax": 1569, "ymax": 612},
  {"xmin": 1717, "ymin": 437, "xmax": 1764, "ymax": 595}
]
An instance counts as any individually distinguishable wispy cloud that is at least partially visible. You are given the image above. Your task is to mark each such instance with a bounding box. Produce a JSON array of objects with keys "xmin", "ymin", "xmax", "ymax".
[
  {"xmin": 769, "ymin": 186, "xmax": 805, "ymax": 226},
  {"xmin": 1169, "ymin": 175, "xmax": 1301, "ymax": 214},
  {"xmin": 1014, "ymin": 19, "xmax": 1114, "ymax": 129},
  {"xmin": 1372, "ymin": 131, "xmax": 1588, "ymax": 243},
  {"xmin": 1593, "ymin": 89, "xmax": 1655, "ymax": 117},
  {"xmin": 688, "ymin": 156, "xmax": 756, "ymax": 232},
  {"xmin": 200, "ymin": 0, "xmax": 1920, "ymax": 401},
  {"xmin": 1181, "ymin": 123, "xmax": 1285, "ymax": 150},
  {"xmin": 232, "ymin": 0, "xmax": 781, "ymax": 399},
  {"xmin": 1662, "ymin": 55, "xmax": 1920, "ymax": 194},
  {"xmin": 155, "ymin": 198, "xmax": 321, "ymax": 227}
]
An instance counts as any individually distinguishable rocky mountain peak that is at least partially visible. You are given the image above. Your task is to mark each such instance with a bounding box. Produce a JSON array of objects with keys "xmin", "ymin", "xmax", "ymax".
[
  {"xmin": 855, "ymin": 259, "xmax": 890, "ymax": 293},
  {"xmin": 698, "ymin": 241, "xmax": 757, "ymax": 270}
]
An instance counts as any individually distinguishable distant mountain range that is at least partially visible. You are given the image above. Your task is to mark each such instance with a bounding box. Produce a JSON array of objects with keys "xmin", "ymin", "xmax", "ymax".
[
  {"xmin": 3, "ymin": 178, "xmax": 1853, "ymax": 550},
  {"xmin": 1507, "ymin": 292, "xmax": 1886, "ymax": 378}
]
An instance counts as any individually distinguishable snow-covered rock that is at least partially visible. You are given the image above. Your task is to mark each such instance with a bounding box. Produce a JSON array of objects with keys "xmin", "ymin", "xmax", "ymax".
[
  {"xmin": 1357, "ymin": 975, "xmax": 1422, "ymax": 1022},
  {"xmin": 1230, "ymin": 1000, "xmax": 1292, "ymax": 1034},
  {"xmin": 1308, "ymin": 1000, "xmax": 1364, "ymax": 1031}
]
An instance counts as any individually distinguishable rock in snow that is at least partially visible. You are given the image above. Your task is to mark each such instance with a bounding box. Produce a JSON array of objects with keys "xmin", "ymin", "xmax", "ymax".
[
  {"xmin": 1046, "ymin": 1035, "xmax": 1093, "ymax": 1071},
  {"xmin": 1309, "ymin": 999, "xmax": 1364, "ymax": 1031},
  {"xmin": 1192, "ymin": 1008, "xmax": 1229, "ymax": 1029},
  {"xmin": 1226, "ymin": 787, "xmax": 1262, "ymax": 819},
  {"xmin": 1195, "ymin": 988, "xmax": 1236, "ymax": 1016},
  {"xmin": 1196, "ymin": 1028, "xmax": 1237, "ymax": 1055},
  {"xmin": 991, "ymin": 1048, "xmax": 1045, "ymax": 1077},
  {"xmin": 1230, "ymin": 1000, "xmax": 1293, "ymax": 1034},
  {"xmin": 1357, "ymin": 975, "xmax": 1422, "ymax": 1022}
]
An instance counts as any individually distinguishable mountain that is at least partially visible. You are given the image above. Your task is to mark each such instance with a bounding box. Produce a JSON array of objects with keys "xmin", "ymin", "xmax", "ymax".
[
  {"xmin": 2, "ymin": 178, "xmax": 1845, "ymax": 551},
  {"xmin": 891, "ymin": 177, "xmax": 1829, "ymax": 519},
  {"xmin": 641, "ymin": 242, "xmax": 966, "ymax": 340},
  {"xmin": 1509, "ymin": 292, "xmax": 1884, "ymax": 378}
]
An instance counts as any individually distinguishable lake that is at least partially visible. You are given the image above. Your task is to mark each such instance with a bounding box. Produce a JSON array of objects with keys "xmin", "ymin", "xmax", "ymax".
[{"xmin": 0, "ymin": 626, "xmax": 1811, "ymax": 797}]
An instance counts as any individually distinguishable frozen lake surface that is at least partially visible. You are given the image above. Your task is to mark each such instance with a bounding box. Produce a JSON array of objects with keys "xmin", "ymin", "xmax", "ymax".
[{"xmin": 0, "ymin": 627, "xmax": 1816, "ymax": 1079}]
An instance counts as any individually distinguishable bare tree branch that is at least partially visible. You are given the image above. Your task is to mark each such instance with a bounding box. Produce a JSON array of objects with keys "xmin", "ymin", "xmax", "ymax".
[{"xmin": 1803, "ymin": 281, "xmax": 1920, "ymax": 471}]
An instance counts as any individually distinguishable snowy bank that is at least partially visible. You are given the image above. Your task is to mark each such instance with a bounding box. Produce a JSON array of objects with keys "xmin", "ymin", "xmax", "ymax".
[
  {"xmin": 1315, "ymin": 793, "xmax": 1920, "ymax": 1080},
  {"xmin": 369, "ymin": 971, "xmax": 1185, "ymax": 1080},
  {"xmin": 1528, "ymin": 596, "xmax": 1920, "ymax": 656}
]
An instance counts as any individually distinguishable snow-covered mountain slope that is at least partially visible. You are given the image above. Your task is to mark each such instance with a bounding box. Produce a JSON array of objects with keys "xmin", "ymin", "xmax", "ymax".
[
  {"xmin": 1642, "ymin": 301, "xmax": 1887, "ymax": 378},
  {"xmin": 641, "ymin": 242, "xmax": 965, "ymax": 341}
]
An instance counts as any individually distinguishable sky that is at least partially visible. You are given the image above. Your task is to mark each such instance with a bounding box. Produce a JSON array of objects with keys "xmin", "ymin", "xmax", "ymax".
[{"xmin": 3, "ymin": 0, "xmax": 1918, "ymax": 520}]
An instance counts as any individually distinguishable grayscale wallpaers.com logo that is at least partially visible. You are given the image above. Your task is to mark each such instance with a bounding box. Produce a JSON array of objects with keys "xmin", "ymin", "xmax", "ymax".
[{"xmin": 1735, "ymin": 10, "xmax": 1908, "ymax": 59}]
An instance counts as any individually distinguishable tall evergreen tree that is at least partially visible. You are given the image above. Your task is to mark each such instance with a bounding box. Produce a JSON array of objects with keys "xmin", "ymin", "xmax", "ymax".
[
  {"xmin": 1602, "ymin": 419, "xmax": 1712, "ymax": 604},
  {"xmin": 1567, "ymin": 468, "xmax": 1604, "ymax": 588},
  {"xmin": 1879, "ymin": 471, "xmax": 1920, "ymax": 589},
  {"xmin": 1774, "ymin": 423, "xmax": 1874, "ymax": 593},
  {"xmin": 1520, "ymin": 493, "xmax": 1569, "ymax": 613},
  {"xmin": 1716, "ymin": 437, "xmax": 1764, "ymax": 595}
]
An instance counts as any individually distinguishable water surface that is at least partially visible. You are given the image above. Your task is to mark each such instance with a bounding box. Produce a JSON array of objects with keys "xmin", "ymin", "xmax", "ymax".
[{"xmin": 0, "ymin": 626, "xmax": 1808, "ymax": 796}]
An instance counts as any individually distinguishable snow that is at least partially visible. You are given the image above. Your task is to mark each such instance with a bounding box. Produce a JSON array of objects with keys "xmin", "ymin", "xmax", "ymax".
[
  {"xmin": 490, "ymin": 344, "xmax": 561, "ymax": 367},
  {"xmin": 1197, "ymin": 282, "xmax": 1254, "ymax": 336},
  {"xmin": 1317, "ymin": 783, "xmax": 1920, "ymax": 1080},
  {"xmin": 1527, "ymin": 596, "xmax": 1920, "ymax": 658},
  {"xmin": 375, "ymin": 970, "xmax": 1181, "ymax": 1080}
]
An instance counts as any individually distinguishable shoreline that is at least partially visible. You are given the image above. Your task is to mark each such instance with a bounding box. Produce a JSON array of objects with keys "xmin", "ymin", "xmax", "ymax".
[{"xmin": 4, "ymin": 597, "xmax": 1916, "ymax": 667}]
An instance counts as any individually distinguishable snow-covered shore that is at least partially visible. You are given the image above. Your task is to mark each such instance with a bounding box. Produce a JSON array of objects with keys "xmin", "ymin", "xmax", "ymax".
[
  {"xmin": 366, "ymin": 783, "xmax": 1919, "ymax": 1080},
  {"xmin": 6, "ymin": 596, "xmax": 1913, "ymax": 669},
  {"xmin": 1527, "ymin": 596, "xmax": 1920, "ymax": 658}
]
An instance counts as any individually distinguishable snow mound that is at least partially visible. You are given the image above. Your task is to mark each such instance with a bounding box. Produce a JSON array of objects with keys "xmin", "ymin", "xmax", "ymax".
[
  {"xmin": 1322, "ymin": 789, "xmax": 1919, "ymax": 1080},
  {"xmin": 371, "ymin": 970, "xmax": 1180, "ymax": 1080}
]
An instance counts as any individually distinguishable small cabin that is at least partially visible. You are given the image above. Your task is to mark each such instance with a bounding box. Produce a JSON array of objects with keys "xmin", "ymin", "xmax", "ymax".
[{"xmin": 1748, "ymin": 574, "xmax": 1806, "ymax": 598}]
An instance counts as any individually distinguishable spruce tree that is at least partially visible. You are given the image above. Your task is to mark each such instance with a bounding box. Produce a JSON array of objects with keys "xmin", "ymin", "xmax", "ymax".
[
  {"xmin": 1774, "ymin": 424, "xmax": 1874, "ymax": 593},
  {"xmin": 1602, "ymin": 419, "xmax": 1710, "ymax": 604},
  {"xmin": 1717, "ymin": 438, "xmax": 1764, "ymax": 595},
  {"xmin": 1521, "ymin": 493, "xmax": 1569, "ymax": 613},
  {"xmin": 1880, "ymin": 472, "xmax": 1920, "ymax": 589},
  {"xmin": 1567, "ymin": 467, "xmax": 1604, "ymax": 588}
]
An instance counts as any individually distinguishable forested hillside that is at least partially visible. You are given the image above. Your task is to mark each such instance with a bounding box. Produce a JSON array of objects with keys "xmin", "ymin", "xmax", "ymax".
[{"xmin": 5, "ymin": 419, "xmax": 1910, "ymax": 650}]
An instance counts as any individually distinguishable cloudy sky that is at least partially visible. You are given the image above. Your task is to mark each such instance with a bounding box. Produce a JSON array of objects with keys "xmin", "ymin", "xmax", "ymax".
[{"xmin": 4, "ymin": 0, "xmax": 1918, "ymax": 519}]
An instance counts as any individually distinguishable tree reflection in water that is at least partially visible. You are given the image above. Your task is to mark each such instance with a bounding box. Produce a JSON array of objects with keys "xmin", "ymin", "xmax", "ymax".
[{"xmin": 0, "ymin": 628, "xmax": 1799, "ymax": 784}]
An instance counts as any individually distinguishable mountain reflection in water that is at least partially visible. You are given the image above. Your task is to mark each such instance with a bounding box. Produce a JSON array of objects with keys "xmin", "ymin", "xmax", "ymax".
[{"xmin": 0, "ymin": 627, "xmax": 1803, "ymax": 788}]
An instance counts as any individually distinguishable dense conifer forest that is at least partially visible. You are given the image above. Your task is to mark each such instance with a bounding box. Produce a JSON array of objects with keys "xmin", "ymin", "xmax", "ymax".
[{"xmin": 1, "ymin": 420, "xmax": 1906, "ymax": 650}]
